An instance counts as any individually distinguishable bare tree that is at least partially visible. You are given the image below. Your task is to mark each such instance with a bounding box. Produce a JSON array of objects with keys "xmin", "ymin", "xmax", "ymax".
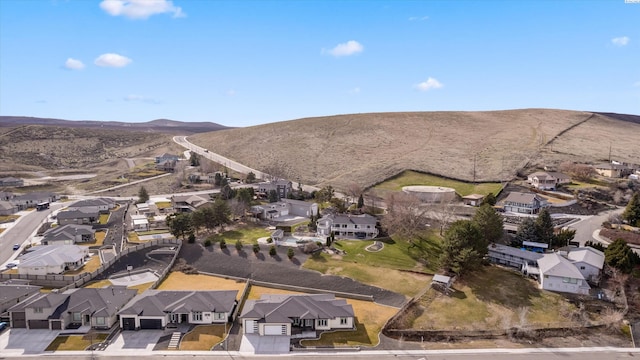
[
  {"xmin": 381, "ymin": 192, "xmax": 430, "ymax": 246},
  {"xmin": 262, "ymin": 161, "xmax": 290, "ymax": 183},
  {"xmin": 430, "ymin": 199, "xmax": 457, "ymax": 236},
  {"xmin": 172, "ymin": 160, "xmax": 187, "ymax": 190},
  {"xmin": 345, "ymin": 182, "xmax": 363, "ymax": 207},
  {"xmin": 228, "ymin": 198, "xmax": 247, "ymax": 221}
]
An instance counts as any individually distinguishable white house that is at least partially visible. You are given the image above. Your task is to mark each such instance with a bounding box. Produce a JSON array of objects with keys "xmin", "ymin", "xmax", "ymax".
[
  {"xmin": 501, "ymin": 192, "xmax": 549, "ymax": 214},
  {"xmin": 316, "ymin": 213, "xmax": 378, "ymax": 240},
  {"xmin": 535, "ymin": 253, "xmax": 590, "ymax": 295},
  {"xmin": 251, "ymin": 200, "xmax": 318, "ymax": 221},
  {"xmin": 131, "ymin": 214, "xmax": 150, "ymax": 231},
  {"xmin": 118, "ymin": 290, "xmax": 238, "ymax": 330},
  {"xmin": 527, "ymin": 171, "xmax": 571, "ymax": 190},
  {"xmin": 566, "ymin": 247, "xmax": 605, "ymax": 284},
  {"xmin": 17, "ymin": 245, "xmax": 89, "ymax": 275}
]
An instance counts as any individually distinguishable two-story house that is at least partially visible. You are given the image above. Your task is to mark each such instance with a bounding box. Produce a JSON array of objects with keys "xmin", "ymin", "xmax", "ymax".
[
  {"xmin": 258, "ymin": 180, "xmax": 293, "ymax": 200},
  {"xmin": 42, "ymin": 224, "xmax": 96, "ymax": 245},
  {"xmin": 527, "ymin": 171, "xmax": 571, "ymax": 190},
  {"xmin": 501, "ymin": 192, "xmax": 549, "ymax": 214},
  {"xmin": 316, "ymin": 213, "xmax": 378, "ymax": 240}
]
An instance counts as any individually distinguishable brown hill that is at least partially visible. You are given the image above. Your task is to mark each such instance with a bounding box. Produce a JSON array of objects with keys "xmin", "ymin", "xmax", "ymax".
[{"xmin": 188, "ymin": 109, "xmax": 640, "ymax": 190}]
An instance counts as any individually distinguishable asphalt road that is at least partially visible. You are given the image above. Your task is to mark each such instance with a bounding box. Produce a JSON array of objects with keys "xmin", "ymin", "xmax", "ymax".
[
  {"xmin": 0, "ymin": 202, "xmax": 66, "ymax": 267},
  {"xmin": 1, "ymin": 349, "xmax": 637, "ymax": 360}
]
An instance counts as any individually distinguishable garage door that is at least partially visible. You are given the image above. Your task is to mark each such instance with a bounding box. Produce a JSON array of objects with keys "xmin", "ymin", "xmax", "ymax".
[
  {"xmin": 29, "ymin": 320, "xmax": 50, "ymax": 329},
  {"xmin": 140, "ymin": 318, "xmax": 163, "ymax": 329},
  {"xmin": 11, "ymin": 312, "xmax": 26, "ymax": 328},
  {"xmin": 122, "ymin": 317, "xmax": 136, "ymax": 331},
  {"xmin": 51, "ymin": 321, "xmax": 62, "ymax": 330},
  {"xmin": 264, "ymin": 324, "xmax": 286, "ymax": 335}
]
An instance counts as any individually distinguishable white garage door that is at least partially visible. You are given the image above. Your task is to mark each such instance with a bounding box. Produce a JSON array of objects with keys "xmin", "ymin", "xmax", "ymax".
[
  {"xmin": 264, "ymin": 324, "xmax": 286, "ymax": 335},
  {"xmin": 245, "ymin": 320, "xmax": 256, "ymax": 334}
]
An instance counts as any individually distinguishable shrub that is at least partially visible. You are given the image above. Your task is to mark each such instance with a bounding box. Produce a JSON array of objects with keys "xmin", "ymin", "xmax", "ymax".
[
  {"xmin": 188, "ymin": 233, "xmax": 196, "ymax": 244},
  {"xmin": 269, "ymin": 245, "xmax": 276, "ymax": 256},
  {"xmin": 287, "ymin": 248, "xmax": 295, "ymax": 259},
  {"xmin": 235, "ymin": 240, "xmax": 243, "ymax": 251},
  {"xmin": 266, "ymin": 237, "xmax": 273, "ymax": 244},
  {"xmin": 304, "ymin": 242, "xmax": 320, "ymax": 254},
  {"xmin": 252, "ymin": 243, "xmax": 260, "ymax": 254},
  {"xmin": 220, "ymin": 239, "xmax": 227, "ymax": 249},
  {"xmin": 204, "ymin": 239, "xmax": 212, "ymax": 247}
]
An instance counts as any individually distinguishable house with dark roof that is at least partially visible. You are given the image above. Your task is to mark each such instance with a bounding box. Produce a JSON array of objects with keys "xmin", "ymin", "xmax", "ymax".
[
  {"xmin": 42, "ymin": 224, "xmax": 96, "ymax": 245},
  {"xmin": 8, "ymin": 286, "xmax": 137, "ymax": 330},
  {"xmin": 0, "ymin": 283, "xmax": 41, "ymax": 315},
  {"xmin": 501, "ymin": 191, "xmax": 549, "ymax": 214},
  {"xmin": 0, "ymin": 200, "xmax": 18, "ymax": 216},
  {"xmin": 594, "ymin": 162, "xmax": 633, "ymax": 178},
  {"xmin": 70, "ymin": 198, "xmax": 116, "ymax": 212},
  {"xmin": 17, "ymin": 245, "xmax": 89, "ymax": 275},
  {"xmin": 486, "ymin": 243, "xmax": 543, "ymax": 270},
  {"xmin": 258, "ymin": 180, "xmax": 293, "ymax": 200},
  {"xmin": 10, "ymin": 191, "xmax": 58, "ymax": 211},
  {"xmin": 0, "ymin": 191, "xmax": 15, "ymax": 201},
  {"xmin": 0, "ymin": 177, "xmax": 23, "ymax": 187},
  {"xmin": 118, "ymin": 290, "xmax": 238, "ymax": 330},
  {"xmin": 155, "ymin": 153, "xmax": 180, "ymax": 163},
  {"xmin": 56, "ymin": 207, "xmax": 100, "ymax": 225},
  {"xmin": 527, "ymin": 171, "xmax": 571, "ymax": 190},
  {"xmin": 171, "ymin": 194, "xmax": 211, "ymax": 213},
  {"xmin": 240, "ymin": 294, "xmax": 354, "ymax": 338},
  {"xmin": 316, "ymin": 213, "xmax": 378, "ymax": 240},
  {"xmin": 462, "ymin": 193, "xmax": 485, "ymax": 207}
]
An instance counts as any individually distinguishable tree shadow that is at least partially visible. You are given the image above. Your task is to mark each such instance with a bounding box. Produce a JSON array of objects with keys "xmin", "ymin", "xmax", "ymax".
[
  {"xmin": 290, "ymin": 257, "xmax": 301, "ymax": 266},
  {"xmin": 256, "ymin": 253, "xmax": 265, "ymax": 261},
  {"xmin": 238, "ymin": 250, "xmax": 248, "ymax": 259},
  {"xmin": 463, "ymin": 267, "xmax": 541, "ymax": 308},
  {"xmin": 449, "ymin": 288, "xmax": 467, "ymax": 300},
  {"xmin": 271, "ymin": 254, "xmax": 282, "ymax": 262},
  {"xmin": 221, "ymin": 248, "xmax": 230, "ymax": 256}
]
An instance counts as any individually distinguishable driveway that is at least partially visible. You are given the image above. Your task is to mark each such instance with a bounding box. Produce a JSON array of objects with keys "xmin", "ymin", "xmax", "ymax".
[
  {"xmin": 0, "ymin": 329, "xmax": 59, "ymax": 355},
  {"xmin": 108, "ymin": 330, "xmax": 163, "ymax": 352}
]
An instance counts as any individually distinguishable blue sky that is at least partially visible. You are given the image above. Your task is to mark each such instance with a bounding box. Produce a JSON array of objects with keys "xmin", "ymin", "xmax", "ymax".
[{"xmin": 0, "ymin": 0, "xmax": 638, "ymax": 127}]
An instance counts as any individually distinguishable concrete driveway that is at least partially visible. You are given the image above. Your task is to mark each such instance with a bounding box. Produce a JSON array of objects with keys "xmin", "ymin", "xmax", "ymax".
[
  {"xmin": 107, "ymin": 330, "xmax": 163, "ymax": 352},
  {"xmin": 0, "ymin": 329, "xmax": 60, "ymax": 355}
]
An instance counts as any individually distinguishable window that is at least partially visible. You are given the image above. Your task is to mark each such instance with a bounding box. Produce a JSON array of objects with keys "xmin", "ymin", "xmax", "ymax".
[
  {"xmin": 193, "ymin": 311, "xmax": 203, "ymax": 321},
  {"xmin": 73, "ymin": 312, "xmax": 81, "ymax": 321},
  {"xmin": 34, "ymin": 307, "xmax": 44, "ymax": 314},
  {"xmin": 562, "ymin": 277, "xmax": 578, "ymax": 284},
  {"xmin": 214, "ymin": 312, "xmax": 226, "ymax": 320},
  {"xmin": 580, "ymin": 266, "xmax": 585, "ymax": 270},
  {"xmin": 340, "ymin": 317, "xmax": 348, "ymax": 325},
  {"xmin": 317, "ymin": 319, "xmax": 327, "ymax": 327},
  {"xmin": 96, "ymin": 317, "xmax": 105, "ymax": 325}
]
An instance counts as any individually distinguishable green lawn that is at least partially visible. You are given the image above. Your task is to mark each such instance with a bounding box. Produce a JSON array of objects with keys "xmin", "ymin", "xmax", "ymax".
[
  {"xmin": 410, "ymin": 266, "xmax": 580, "ymax": 330},
  {"xmin": 374, "ymin": 170, "xmax": 502, "ymax": 196},
  {"xmin": 206, "ymin": 224, "xmax": 271, "ymax": 245}
]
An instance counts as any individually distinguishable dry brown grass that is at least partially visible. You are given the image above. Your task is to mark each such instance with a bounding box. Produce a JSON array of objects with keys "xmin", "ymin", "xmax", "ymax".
[
  {"xmin": 179, "ymin": 325, "xmax": 225, "ymax": 350},
  {"xmin": 157, "ymin": 272, "xmax": 247, "ymax": 297},
  {"xmin": 65, "ymin": 255, "xmax": 101, "ymax": 275},
  {"xmin": 189, "ymin": 110, "xmax": 640, "ymax": 190}
]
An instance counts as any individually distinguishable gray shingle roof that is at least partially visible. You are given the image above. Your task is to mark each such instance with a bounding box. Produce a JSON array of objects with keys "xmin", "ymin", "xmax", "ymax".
[
  {"xmin": 241, "ymin": 294, "xmax": 354, "ymax": 323},
  {"xmin": 118, "ymin": 290, "xmax": 238, "ymax": 317},
  {"xmin": 537, "ymin": 253, "xmax": 585, "ymax": 279},
  {"xmin": 0, "ymin": 284, "xmax": 42, "ymax": 304},
  {"xmin": 18, "ymin": 245, "xmax": 87, "ymax": 268},
  {"xmin": 503, "ymin": 191, "xmax": 545, "ymax": 205},
  {"xmin": 43, "ymin": 224, "xmax": 95, "ymax": 243},
  {"xmin": 488, "ymin": 243, "xmax": 543, "ymax": 262}
]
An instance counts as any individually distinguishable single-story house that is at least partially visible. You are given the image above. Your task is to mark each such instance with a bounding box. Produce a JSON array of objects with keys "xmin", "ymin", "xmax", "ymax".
[
  {"xmin": 136, "ymin": 201, "xmax": 158, "ymax": 216},
  {"xmin": 70, "ymin": 198, "xmax": 116, "ymax": 212},
  {"xmin": 10, "ymin": 191, "xmax": 58, "ymax": 211},
  {"xmin": 529, "ymin": 253, "xmax": 590, "ymax": 295},
  {"xmin": 156, "ymin": 159, "xmax": 177, "ymax": 172},
  {"xmin": 56, "ymin": 207, "xmax": 100, "ymax": 225},
  {"xmin": 594, "ymin": 162, "xmax": 633, "ymax": 178},
  {"xmin": 0, "ymin": 283, "xmax": 41, "ymax": 315},
  {"xmin": 462, "ymin": 194, "xmax": 485, "ymax": 207},
  {"xmin": 501, "ymin": 192, "xmax": 549, "ymax": 214},
  {"xmin": 188, "ymin": 172, "xmax": 217, "ymax": 184},
  {"xmin": 0, "ymin": 191, "xmax": 15, "ymax": 201},
  {"xmin": 8, "ymin": 286, "xmax": 137, "ymax": 330},
  {"xmin": 118, "ymin": 290, "xmax": 238, "ymax": 330},
  {"xmin": 316, "ymin": 213, "xmax": 378, "ymax": 240},
  {"xmin": 155, "ymin": 153, "xmax": 180, "ymax": 164},
  {"xmin": 0, "ymin": 200, "xmax": 18, "ymax": 216},
  {"xmin": 0, "ymin": 177, "xmax": 24, "ymax": 187},
  {"xmin": 282, "ymin": 199, "xmax": 318, "ymax": 217},
  {"xmin": 240, "ymin": 294, "xmax": 354, "ymax": 337},
  {"xmin": 527, "ymin": 171, "xmax": 571, "ymax": 190},
  {"xmin": 486, "ymin": 243, "xmax": 543, "ymax": 270},
  {"xmin": 42, "ymin": 224, "xmax": 96, "ymax": 245},
  {"xmin": 131, "ymin": 214, "xmax": 150, "ymax": 231},
  {"xmin": 17, "ymin": 245, "xmax": 89, "ymax": 275},
  {"xmin": 258, "ymin": 180, "xmax": 293, "ymax": 200},
  {"xmin": 252, "ymin": 199, "xmax": 318, "ymax": 221},
  {"xmin": 171, "ymin": 194, "xmax": 211, "ymax": 213}
]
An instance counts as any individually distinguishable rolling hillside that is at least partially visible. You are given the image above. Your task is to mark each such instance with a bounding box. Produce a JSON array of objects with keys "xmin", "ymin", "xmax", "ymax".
[{"xmin": 188, "ymin": 109, "xmax": 640, "ymax": 190}]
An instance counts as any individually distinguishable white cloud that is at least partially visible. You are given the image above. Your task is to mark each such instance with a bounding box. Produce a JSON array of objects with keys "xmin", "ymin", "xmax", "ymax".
[
  {"xmin": 633, "ymin": 81, "xmax": 640, "ymax": 87},
  {"xmin": 99, "ymin": 0, "xmax": 185, "ymax": 19},
  {"xmin": 611, "ymin": 36, "xmax": 630, "ymax": 46},
  {"xmin": 349, "ymin": 87, "xmax": 361, "ymax": 94},
  {"xmin": 227, "ymin": 89, "xmax": 237, "ymax": 96},
  {"xmin": 123, "ymin": 94, "xmax": 161, "ymax": 104},
  {"xmin": 415, "ymin": 77, "xmax": 443, "ymax": 91},
  {"xmin": 325, "ymin": 40, "xmax": 364, "ymax": 57},
  {"xmin": 64, "ymin": 58, "xmax": 85, "ymax": 70},
  {"xmin": 409, "ymin": 16, "xmax": 429, "ymax": 21},
  {"xmin": 94, "ymin": 53, "xmax": 132, "ymax": 67}
]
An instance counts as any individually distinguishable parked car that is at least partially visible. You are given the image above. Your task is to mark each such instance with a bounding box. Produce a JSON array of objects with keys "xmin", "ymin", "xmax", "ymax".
[
  {"xmin": 12, "ymin": 244, "xmax": 20, "ymax": 251},
  {"xmin": 0, "ymin": 322, "xmax": 7, "ymax": 331},
  {"xmin": 6, "ymin": 262, "xmax": 17, "ymax": 269}
]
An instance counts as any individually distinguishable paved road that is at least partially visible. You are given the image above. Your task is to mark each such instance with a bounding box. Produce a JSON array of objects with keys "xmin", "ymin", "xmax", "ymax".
[
  {"xmin": 567, "ymin": 207, "xmax": 624, "ymax": 247},
  {"xmin": 0, "ymin": 203, "xmax": 66, "ymax": 267},
  {"xmin": 0, "ymin": 348, "xmax": 637, "ymax": 359}
]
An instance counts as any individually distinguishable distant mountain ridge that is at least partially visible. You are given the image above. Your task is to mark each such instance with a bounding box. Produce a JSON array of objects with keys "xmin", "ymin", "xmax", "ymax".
[{"xmin": 0, "ymin": 116, "xmax": 230, "ymax": 134}]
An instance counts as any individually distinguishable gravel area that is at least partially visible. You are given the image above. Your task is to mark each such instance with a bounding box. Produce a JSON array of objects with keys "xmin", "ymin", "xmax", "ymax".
[
  {"xmin": 94, "ymin": 245, "xmax": 173, "ymax": 281},
  {"xmin": 179, "ymin": 242, "xmax": 407, "ymax": 308}
]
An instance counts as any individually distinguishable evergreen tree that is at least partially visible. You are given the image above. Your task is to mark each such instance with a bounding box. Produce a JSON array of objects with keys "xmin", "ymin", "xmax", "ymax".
[
  {"xmin": 214, "ymin": 173, "xmax": 223, "ymax": 186},
  {"xmin": 483, "ymin": 193, "xmax": 497, "ymax": 206},
  {"xmin": 535, "ymin": 209, "xmax": 555, "ymax": 246},
  {"xmin": 554, "ymin": 228, "xmax": 576, "ymax": 248},
  {"xmin": 622, "ymin": 192, "xmax": 640, "ymax": 227},
  {"xmin": 166, "ymin": 213, "xmax": 194, "ymax": 240},
  {"xmin": 189, "ymin": 151, "xmax": 200, "ymax": 166},
  {"xmin": 439, "ymin": 220, "xmax": 486, "ymax": 277},
  {"xmin": 513, "ymin": 217, "xmax": 538, "ymax": 247},
  {"xmin": 211, "ymin": 198, "xmax": 231, "ymax": 229},
  {"xmin": 137, "ymin": 186, "xmax": 149, "ymax": 203},
  {"xmin": 472, "ymin": 204, "xmax": 504, "ymax": 244},
  {"xmin": 357, "ymin": 194, "xmax": 365, "ymax": 209},
  {"xmin": 268, "ymin": 190, "xmax": 279, "ymax": 203},
  {"xmin": 605, "ymin": 238, "xmax": 640, "ymax": 273},
  {"xmin": 246, "ymin": 171, "xmax": 256, "ymax": 184}
]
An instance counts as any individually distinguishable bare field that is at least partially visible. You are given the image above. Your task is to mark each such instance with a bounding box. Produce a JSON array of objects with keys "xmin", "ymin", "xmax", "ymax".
[{"xmin": 189, "ymin": 109, "xmax": 640, "ymax": 191}]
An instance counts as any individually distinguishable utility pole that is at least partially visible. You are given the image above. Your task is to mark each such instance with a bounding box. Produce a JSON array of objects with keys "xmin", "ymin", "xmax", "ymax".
[{"xmin": 472, "ymin": 154, "xmax": 477, "ymax": 183}]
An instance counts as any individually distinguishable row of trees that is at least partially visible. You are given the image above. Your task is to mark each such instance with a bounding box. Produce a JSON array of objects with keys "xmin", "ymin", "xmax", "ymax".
[
  {"xmin": 166, "ymin": 198, "xmax": 232, "ymax": 240},
  {"xmin": 511, "ymin": 209, "xmax": 575, "ymax": 249}
]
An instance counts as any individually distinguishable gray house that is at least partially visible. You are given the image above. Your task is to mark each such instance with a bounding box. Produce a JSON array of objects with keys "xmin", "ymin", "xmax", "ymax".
[
  {"xmin": 501, "ymin": 192, "xmax": 549, "ymax": 214},
  {"xmin": 0, "ymin": 177, "xmax": 24, "ymax": 187},
  {"xmin": 17, "ymin": 245, "xmax": 89, "ymax": 275},
  {"xmin": 56, "ymin": 207, "xmax": 100, "ymax": 225},
  {"xmin": 8, "ymin": 286, "xmax": 137, "ymax": 330},
  {"xmin": 70, "ymin": 198, "xmax": 115, "ymax": 212},
  {"xmin": 42, "ymin": 224, "xmax": 96, "ymax": 245},
  {"xmin": 316, "ymin": 213, "xmax": 379, "ymax": 240},
  {"xmin": 486, "ymin": 243, "xmax": 543, "ymax": 271},
  {"xmin": 0, "ymin": 200, "xmax": 18, "ymax": 216},
  {"xmin": 118, "ymin": 290, "xmax": 238, "ymax": 330},
  {"xmin": 258, "ymin": 180, "xmax": 293, "ymax": 200},
  {"xmin": 0, "ymin": 283, "xmax": 41, "ymax": 316},
  {"xmin": 10, "ymin": 191, "xmax": 58, "ymax": 211}
]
